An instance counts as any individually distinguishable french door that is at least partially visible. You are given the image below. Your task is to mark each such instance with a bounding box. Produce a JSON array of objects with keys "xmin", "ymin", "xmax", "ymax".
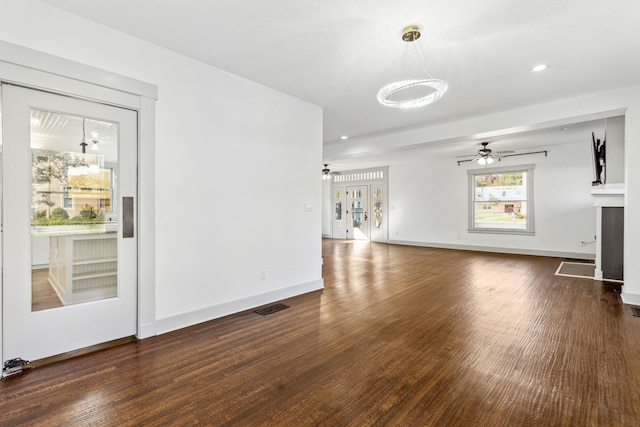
[
  {"xmin": 2, "ymin": 84, "xmax": 137, "ymax": 365},
  {"xmin": 347, "ymin": 185, "xmax": 369, "ymax": 240}
]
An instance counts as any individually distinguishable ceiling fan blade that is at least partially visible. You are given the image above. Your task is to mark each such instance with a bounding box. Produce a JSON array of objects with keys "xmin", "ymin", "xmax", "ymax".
[{"xmin": 494, "ymin": 150, "xmax": 515, "ymax": 155}]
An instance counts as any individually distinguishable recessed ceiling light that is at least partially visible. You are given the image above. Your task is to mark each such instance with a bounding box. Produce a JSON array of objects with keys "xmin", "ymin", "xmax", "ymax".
[
  {"xmin": 340, "ymin": 135, "xmax": 349, "ymax": 140},
  {"xmin": 531, "ymin": 64, "xmax": 548, "ymax": 72}
]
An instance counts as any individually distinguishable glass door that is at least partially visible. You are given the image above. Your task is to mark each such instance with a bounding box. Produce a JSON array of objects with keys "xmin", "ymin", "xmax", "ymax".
[
  {"xmin": 347, "ymin": 185, "xmax": 369, "ymax": 240},
  {"xmin": 2, "ymin": 84, "xmax": 137, "ymax": 364}
]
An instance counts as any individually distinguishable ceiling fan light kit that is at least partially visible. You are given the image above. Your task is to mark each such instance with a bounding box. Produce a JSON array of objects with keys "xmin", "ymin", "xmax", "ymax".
[
  {"xmin": 477, "ymin": 156, "xmax": 494, "ymax": 166},
  {"xmin": 377, "ymin": 25, "xmax": 448, "ymax": 109}
]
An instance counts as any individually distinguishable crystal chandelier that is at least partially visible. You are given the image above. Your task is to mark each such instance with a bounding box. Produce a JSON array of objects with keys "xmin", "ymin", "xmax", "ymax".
[{"xmin": 377, "ymin": 25, "xmax": 448, "ymax": 109}]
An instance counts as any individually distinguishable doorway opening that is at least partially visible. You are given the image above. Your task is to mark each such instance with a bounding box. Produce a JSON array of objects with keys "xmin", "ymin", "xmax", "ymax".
[{"xmin": 330, "ymin": 167, "xmax": 388, "ymax": 242}]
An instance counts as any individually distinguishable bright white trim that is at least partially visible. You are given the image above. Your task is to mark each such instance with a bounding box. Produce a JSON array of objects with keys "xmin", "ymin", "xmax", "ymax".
[
  {"xmin": 155, "ymin": 279, "xmax": 324, "ymax": 335},
  {"xmin": 389, "ymin": 239, "xmax": 594, "ymax": 260},
  {"xmin": 0, "ymin": 41, "xmax": 157, "ymax": 101},
  {"xmin": 137, "ymin": 322, "xmax": 158, "ymax": 339},
  {"xmin": 468, "ymin": 164, "xmax": 536, "ymax": 235},
  {"xmin": 137, "ymin": 96, "xmax": 157, "ymax": 338},
  {"xmin": 621, "ymin": 292, "xmax": 640, "ymax": 306}
]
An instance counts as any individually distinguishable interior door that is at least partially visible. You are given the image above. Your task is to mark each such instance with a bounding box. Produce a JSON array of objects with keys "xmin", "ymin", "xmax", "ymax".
[
  {"xmin": 2, "ymin": 84, "xmax": 137, "ymax": 364},
  {"xmin": 346, "ymin": 185, "xmax": 369, "ymax": 240}
]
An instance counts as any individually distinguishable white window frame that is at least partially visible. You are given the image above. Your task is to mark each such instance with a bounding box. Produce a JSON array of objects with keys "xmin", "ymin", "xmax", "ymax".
[{"xmin": 467, "ymin": 164, "xmax": 535, "ymax": 235}]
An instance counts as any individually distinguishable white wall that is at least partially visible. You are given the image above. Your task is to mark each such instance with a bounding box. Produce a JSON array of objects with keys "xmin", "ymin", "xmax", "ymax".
[
  {"xmin": 0, "ymin": 0, "xmax": 323, "ymax": 332},
  {"xmin": 336, "ymin": 138, "xmax": 597, "ymax": 258},
  {"xmin": 605, "ymin": 116, "xmax": 625, "ymax": 184}
]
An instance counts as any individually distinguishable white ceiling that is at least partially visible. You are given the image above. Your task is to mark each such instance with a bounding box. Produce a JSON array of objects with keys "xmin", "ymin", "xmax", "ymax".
[
  {"xmin": 31, "ymin": 110, "xmax": 118, "ymax": 162},
  {"xmin": 40, "ymin": 0, "xmax": 640, "ymax": 158}
]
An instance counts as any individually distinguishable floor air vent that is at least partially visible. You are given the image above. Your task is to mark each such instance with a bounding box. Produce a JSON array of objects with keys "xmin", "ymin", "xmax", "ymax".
[
  {"xmin": 254, "ymin": 303, "xmax": 290, "ymax": 316},
  {"xmin": 632, "ymin": 307, "xmax": 640, "ymax": 317}
]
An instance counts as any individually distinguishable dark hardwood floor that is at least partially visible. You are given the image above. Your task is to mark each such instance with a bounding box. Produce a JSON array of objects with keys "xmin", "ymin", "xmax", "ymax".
[{"xmin": 2, "ymin": 240, "xmax": 640, "ymax": 426}]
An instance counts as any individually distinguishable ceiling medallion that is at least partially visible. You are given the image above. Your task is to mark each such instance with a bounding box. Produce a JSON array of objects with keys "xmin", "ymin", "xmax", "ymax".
[{"xmin": 377, "ymin": 25, "xmax": 448, "ymax": 109}]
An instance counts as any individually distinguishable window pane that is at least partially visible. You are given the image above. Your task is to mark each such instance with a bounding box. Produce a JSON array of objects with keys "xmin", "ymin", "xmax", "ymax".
[
  {"xmin": 374, "ymin": 200, "xmax": 383, "ymax": 229},
  {"xmin": 31, "ymin": 109, "xmax": 118, "ymax": 311},
  {"xmin": 474, "ymin": 201, "xmax": 527, "ymax": 229},
  {"xmin": 475, "ymin": 172, "xmax": 525, "ymax": 201},
  {"xmin": 471, "ymin": 170, "xmax": 531, "ymax": 232}
]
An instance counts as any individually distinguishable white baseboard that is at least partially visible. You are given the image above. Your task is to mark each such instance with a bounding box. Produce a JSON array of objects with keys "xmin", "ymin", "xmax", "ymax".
[
  {"xmin": 388, "ymin": 239, "xmax": 595, "ymax": 260},
  {"xmin": 137, "ymin": 322, "xmax": 158, "ymax": 339},
  {"xmin": 155, "ymin": 279, "xmax": 324, "ymax": 335},
  {"xmin": 621, "ymin": 291, "xmax": 640, "ymax": 306}
]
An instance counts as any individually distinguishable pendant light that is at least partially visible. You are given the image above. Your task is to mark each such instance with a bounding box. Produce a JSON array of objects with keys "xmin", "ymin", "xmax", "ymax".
[
  {"xmin": 377, "ymin": 24, "xmax": 448, "ymax": 109},
  {"xmin": 79, "ymin": 117, "xmax": 88, "ymax": 154}
]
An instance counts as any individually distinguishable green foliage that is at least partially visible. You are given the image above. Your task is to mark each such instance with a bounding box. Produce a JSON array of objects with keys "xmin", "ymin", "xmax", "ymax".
[
  {"xmin": 34, "ymin": 216, "xmax": 105, "ymax": 226},
  {"xmin": 475, "ymin": 173, "xmax": 523, "ymax": 187},
  {"xmin": 50, "ymin": 207, "xmax": 70, "ymax": 220},
  {"xmin": 515, "ymin": 211, "xmax": 527, "ymax": 220},
  {"xmin": 79, "ymin": 204, "xmax": 99, "ymax": 219},
  {"xmin": 32, "ymin": 149, "xmax": 88, "ymax": 213},
  {"xmin": 34, "ymin": 205, "xmax": 105, "ymax": 226},
  {"xmin": 32, "ymin": 150, "xmax": 87, "ymax": 186}
]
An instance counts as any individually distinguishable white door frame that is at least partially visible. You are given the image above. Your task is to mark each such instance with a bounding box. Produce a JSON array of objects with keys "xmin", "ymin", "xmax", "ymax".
[
  {"xmin": 346, "ymin": 185, "xmax": 370, "ymax": 240},
  {"xmin": 0, "ymin": 41, "xmax": 158, "ymax": 365},
  {"xmin": 330, "ymin": 167, "xmax": 388, "ymax": 243}
]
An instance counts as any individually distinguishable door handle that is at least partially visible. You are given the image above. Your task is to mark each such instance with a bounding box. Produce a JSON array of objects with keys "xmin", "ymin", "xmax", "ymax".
[{"xmin": 123, "ymin": 197, "xmax": 134, "ymax": 238}]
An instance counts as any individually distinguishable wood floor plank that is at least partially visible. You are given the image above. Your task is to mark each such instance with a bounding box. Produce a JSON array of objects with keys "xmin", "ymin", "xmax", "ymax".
[
  {"xmin": 2, "ymin": 240, "xmax": 640, "ymax": 426},
  {"xmin": 31, "ymin": 268, "xmax": 63, "ymax": 311}
]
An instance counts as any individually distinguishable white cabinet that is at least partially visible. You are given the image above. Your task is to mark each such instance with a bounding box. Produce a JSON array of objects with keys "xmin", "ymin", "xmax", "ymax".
[{"xmin": 48, "ymin": 233, "xmax": 117, "ymax": 305}]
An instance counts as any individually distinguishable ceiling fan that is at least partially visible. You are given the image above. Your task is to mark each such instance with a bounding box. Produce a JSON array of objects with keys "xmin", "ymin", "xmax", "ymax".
[
  {"xmin": 322, "ymin": 164, "xmax": 332, "ymax": 180},
  {"xmin": 456, "ymin": 142, "xmax": 515, "ymax": 165}
]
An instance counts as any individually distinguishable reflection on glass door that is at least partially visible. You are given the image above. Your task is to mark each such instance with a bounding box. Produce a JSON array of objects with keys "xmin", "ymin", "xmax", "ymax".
[
  {"xmin": 347, "ymin": 185, "xmax": 369, "ymax": 240},
  {"xmin": 31, "ymin": 111, "xmax": 118, "ymax": 312}
]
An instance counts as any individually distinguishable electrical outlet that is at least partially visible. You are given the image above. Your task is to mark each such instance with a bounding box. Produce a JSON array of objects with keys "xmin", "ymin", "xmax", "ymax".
[{"xmin": 260, "ymin": 270, "xmax": 268, "ymax": 280}]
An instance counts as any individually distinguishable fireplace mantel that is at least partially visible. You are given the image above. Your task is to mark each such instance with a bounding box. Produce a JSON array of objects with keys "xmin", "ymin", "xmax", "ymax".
[{"xmin": 591, "ymin": 183, "xmax": 625, "ymax": 207}]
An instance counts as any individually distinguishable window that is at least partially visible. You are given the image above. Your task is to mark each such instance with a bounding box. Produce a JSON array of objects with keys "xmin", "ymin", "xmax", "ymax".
[
  {"xmin": 468, "ymin": 164, "xmax": 535, "ymax": 235},
  {"xmin": 62, "ymin": 186, "xmax": 73, "ymax": 209}
]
